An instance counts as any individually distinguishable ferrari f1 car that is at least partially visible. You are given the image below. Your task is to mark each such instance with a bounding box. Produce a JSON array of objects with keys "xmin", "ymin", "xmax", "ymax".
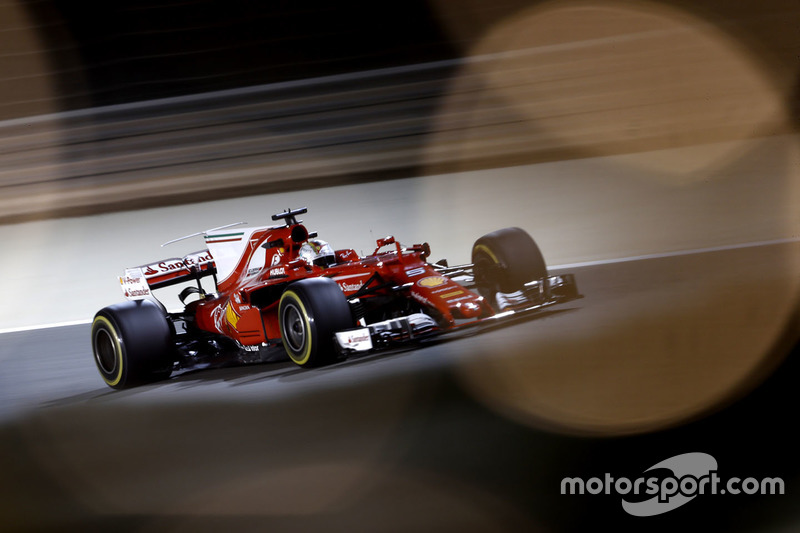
[{"xmin": 91, "ymin": 207, "xmax": 580, "ymax": 389}]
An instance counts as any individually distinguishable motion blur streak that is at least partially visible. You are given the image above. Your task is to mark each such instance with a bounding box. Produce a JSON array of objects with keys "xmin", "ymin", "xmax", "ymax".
[{"xmin": 0, "ymin": 3, "xmax": 795, "ymax": 225}]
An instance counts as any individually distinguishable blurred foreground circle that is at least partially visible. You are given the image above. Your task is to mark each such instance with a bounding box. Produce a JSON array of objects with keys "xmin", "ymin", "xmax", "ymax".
[{"xmin": 430, "ymin": 0, "xmax": 799, "ymax": 435}]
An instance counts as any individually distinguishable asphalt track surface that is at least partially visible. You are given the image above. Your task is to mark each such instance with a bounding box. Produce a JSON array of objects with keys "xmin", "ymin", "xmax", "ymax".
[{"xmin": 0, "ymin": 241, "xmax": 797, "ymax": 532}]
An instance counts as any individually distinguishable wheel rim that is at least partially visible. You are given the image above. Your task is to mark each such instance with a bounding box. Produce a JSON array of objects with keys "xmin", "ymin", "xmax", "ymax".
[
  {"xmin": 282, "ymin": 302, "xmax": 307, "ymax": 353},
  {"xmin": 473, "ymin": 252, "xmax": 499, "ymax": 300},
  {"xmin": 94, "ymin": 327, "xmax": 118, "ymax": 375}
]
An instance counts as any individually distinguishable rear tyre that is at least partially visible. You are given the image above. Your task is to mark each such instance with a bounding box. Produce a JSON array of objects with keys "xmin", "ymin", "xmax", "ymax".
[
  {"xmin": 91, "ymin": 300, "xmax": 175, "ymax": 389},
  {"xmin": 279, "ymin": 278, "xmax": 354, "ymax": 367},
  {"xmin": 471, "ymin": 227, "xmax": 547, "ymax": 302}
]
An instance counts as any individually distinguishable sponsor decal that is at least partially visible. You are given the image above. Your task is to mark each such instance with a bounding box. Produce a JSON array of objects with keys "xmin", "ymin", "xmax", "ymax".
[
  {"xmin": 335, "ymin": 328, "xmax": 373, "ymax": 352},
  {"xmin": 411, "ymin": 292, "xmax": 434, "ymax": 308},
  {"xmin": 446, "ymin": 295, "xmax": 474, "ymax": 303},
  {"xmin": 438, "ymin": 290, "xmax": 464, "ymax": 299},
  {"xmin": 142, "ymin": 259, "xmax": 188, "ymax": 279},
  {"xmin": 432, "ymin": 286, "xmax": 459, "ymax": 294},
  {"xmin": 183, "ymin": 251, "xmax": 213, "ymax": 267},
  {"xmin": 337, "ymin": 249, "xmax": 358, "ymax": 262},
  {"xmin": 270, "ymin": 252, "xmax": 282, "ymax": 266},
  {"xmin": 120, "ymin": 268, "xmax": 151, "ymax": 300},
  {"xmin": 225, "ymin": 303, "xmax": 240, "ymax": 330},
  {"xmin": 120, "ymin": 273, "xmax": 143, "ymax": 285},
  {"xmin": 339, "ymin": 281, "xmax": 364, "ymax": 292},
  {"xmin": 269, "ymin": 267, "xmax": 286, "ymax": 277},
  {"xmin": 124, "ymin": 288, "xmax": 150, "ymax": 297},
  {"xmin": 346, "ymin": 332, "xmax": 370, "ymax": 343},
  {"xmin": 161, "ymin": 260, "xmax": 186, "ymax": 271},
  {"xmin": 417, "ymin": 276, "xmax": 447, "ymax": 288},
  {"xmin": 405, "ymin": 266, "xmax": 427, "ymax": 277},
  {"xmin": 246, "ymin": 267, "xmax": 261, "ymax": 276},
  {"xmin": 205, "ymin": 232, "xmax": 245, "ymax": 244}
]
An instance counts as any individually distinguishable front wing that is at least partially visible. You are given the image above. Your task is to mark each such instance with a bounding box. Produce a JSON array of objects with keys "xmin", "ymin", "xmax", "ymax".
[{"xmin": 334, "ymin": 273, "xmax": 581, "ymax": 355}]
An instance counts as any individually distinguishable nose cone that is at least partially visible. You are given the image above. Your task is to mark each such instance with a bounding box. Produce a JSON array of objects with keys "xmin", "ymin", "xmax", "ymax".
[{"xmin": 457, "ymin": 301, "xmax": 482, "ymax": 319}]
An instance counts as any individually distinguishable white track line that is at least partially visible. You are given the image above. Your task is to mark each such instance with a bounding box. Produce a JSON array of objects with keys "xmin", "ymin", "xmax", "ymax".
[
  {"xmin": 0, "ymin": 318, "xmax": 92, "ymax": 335},
  {"xmin": 549, "ymin": 237, "xmax": 800, "ymax": 270},
  {"xmin": 1, "ymin": 237, "xmax": 797, "ymax": 336}
]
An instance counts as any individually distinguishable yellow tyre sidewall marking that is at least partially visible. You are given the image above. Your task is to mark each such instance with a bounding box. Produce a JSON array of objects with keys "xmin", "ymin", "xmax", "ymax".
[
  {"xmin": 280, "ymin": 290, "xmax": 313, "ymax": 365},
  {"xmin": 93, "ymin": 315, "xmax": 124, "ymax": 387},
  {"xmin": 473, "ymin": 244, "xmax": 500, "ymax": 265}
]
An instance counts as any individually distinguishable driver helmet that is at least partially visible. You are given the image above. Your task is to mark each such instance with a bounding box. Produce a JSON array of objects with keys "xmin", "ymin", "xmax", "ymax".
[{"xmin": 298, "ymin": 238, "xmax": 336, "ymax": 268}]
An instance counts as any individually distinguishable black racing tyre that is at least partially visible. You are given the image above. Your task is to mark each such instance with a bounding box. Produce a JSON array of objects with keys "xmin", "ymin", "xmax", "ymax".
[
  {"xmin": 279, "ymin": 277, "xmax": 354, "ymax": 367},
  {"xmin": 91, "ymin": 299, "xmax": 175, "ymax": 389},
  {"xmin": 471, "ymin": 227, "xmax": 547, "ymax": 301}
]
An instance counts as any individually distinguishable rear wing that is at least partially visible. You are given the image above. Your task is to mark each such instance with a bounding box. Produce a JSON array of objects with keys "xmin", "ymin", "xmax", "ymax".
[{"xmin": 120, "ymin": 250, "xmax": 216, "ymax": 300}]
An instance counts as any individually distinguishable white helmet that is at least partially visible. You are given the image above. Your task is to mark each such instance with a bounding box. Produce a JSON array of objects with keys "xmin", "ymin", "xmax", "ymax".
[{"xmin": 298, "ymin": 238, "xmax": 336, "ymax": 268}]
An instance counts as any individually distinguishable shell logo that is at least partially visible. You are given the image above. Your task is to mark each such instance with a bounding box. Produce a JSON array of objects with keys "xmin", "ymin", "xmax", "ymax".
[
  {"xmin": 417, "ymin": 276, "xmax": 447, "ymax": 288},
  {"xmin": 225, "ymin": 303, "xmax": 240, "ymax": 330}
]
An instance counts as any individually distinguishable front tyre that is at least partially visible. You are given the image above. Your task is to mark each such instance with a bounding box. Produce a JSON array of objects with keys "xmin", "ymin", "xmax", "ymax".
[
  {"xmin": 91, "ymin": 300, "xmax": 175, "ymax": 389},
  {"xmin": 279, "ymin": 278, "xmax": 354, "ymax": 367},
  {"xmin": 471, "ymin": 227, "xmax": 547, "ymax": 302}
]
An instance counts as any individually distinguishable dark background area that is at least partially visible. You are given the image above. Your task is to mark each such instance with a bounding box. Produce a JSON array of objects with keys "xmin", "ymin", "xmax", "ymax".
[
  {"xmin": 29, "ymin": 0, "xmax": 459, "ymax": 108},
  {"xmin": 23, "ymin": 0, "xmax": 800, "ymax": 113}
]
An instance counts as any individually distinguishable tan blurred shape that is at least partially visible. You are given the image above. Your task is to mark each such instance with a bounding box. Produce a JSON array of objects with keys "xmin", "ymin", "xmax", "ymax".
[
  {"xmin": 456, "ymin": 245, "xmax": 799, "ymax": 436},
  {"xmin": 426, "ymin": 0, "xmax": 788, "ymax": 180},
  {"xmin": 428, "ymin": 1, "xmax": 799, "ymax": 436}
]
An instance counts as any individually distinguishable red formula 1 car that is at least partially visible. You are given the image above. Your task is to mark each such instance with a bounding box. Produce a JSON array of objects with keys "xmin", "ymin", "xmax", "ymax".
[{"xmin": 91, "ymin": 207, "xmax": 580, "ymax": 389}]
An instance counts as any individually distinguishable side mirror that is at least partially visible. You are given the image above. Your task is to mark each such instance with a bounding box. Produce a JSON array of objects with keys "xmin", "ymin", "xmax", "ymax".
[{"xmin": 375, "ymin": 236, "xmax": 395, "ymax": 248}]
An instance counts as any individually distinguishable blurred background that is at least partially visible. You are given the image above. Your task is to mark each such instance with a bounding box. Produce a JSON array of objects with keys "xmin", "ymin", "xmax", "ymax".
[
  {"xmin": 0, "ymin": 0, "xmax": 798, "ymax": 531},
  {"xmin": 1, "ymin": 0, "xmax": 798, "ymax": 222}
]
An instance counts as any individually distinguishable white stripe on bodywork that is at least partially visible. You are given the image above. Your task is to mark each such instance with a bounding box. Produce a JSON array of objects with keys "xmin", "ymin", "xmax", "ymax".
[{"xmin": 204, "ymin": 227, "xmax": 260, "ymax": 285}]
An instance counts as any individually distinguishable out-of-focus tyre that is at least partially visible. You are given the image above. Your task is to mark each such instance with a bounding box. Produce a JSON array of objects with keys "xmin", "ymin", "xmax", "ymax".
[
  {"xmin": 471, "ymin": 227, "xmax": 547, "ymax": 302},
  {"xmin": 91, "ymin": 299, "xmax": 175, "ymax": 389}
]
